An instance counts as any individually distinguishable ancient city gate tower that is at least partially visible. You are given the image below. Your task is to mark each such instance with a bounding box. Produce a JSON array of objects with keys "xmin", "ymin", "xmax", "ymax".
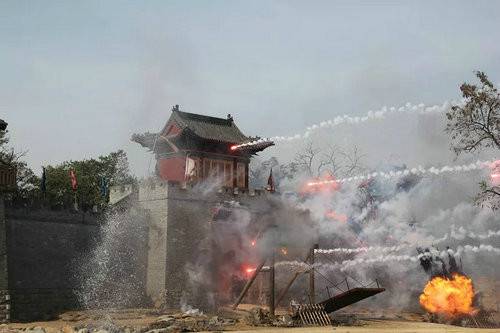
[
  {"xmin": 133, "ymin": 105, "xmax": 273, "ymax": 188},
  {"xmin": 132, "ymin": 106, "xmax": 273, "ymax": 308}
]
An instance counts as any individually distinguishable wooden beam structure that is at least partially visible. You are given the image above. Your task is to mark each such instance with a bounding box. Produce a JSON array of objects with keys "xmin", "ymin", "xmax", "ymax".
[
  {"xmin": 269, "ymin": 249, "xmax": 275, "ymax": 315},
  {"xmin": 309, "ymin": 244, "xmax": 318, "ymax": 304},
  {"xmin": 276, "ymin": 250, "xmax": 312, "ymax": 307},
  {"xmin": 232, "ymin": 258, "xmax": 267, "ymax": 309}
]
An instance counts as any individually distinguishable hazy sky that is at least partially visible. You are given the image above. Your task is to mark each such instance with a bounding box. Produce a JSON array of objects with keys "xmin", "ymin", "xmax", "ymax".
[{"xmin": 2, "ymin": 1, "xmax": 500, "ymax": 176}]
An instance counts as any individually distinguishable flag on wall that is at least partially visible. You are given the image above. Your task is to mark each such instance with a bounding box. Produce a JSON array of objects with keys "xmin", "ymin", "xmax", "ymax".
[
  {"xmin": 99, "ymin": 176, "xmax": 108, "ymax": 198},
  {"xmin": 69, "ymin": 169, "xmax": 78, "ymax": 191},
  {"xmin": 40, "ymin": 167, "xmax": 47, "ymax": 195},
  {"xmin": 267, "ymin": 168, "xmax": 275, "ymax": 192}
]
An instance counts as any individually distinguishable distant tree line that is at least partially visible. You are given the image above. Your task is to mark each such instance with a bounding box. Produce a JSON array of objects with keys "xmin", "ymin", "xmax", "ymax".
[{"xmin": 0, "ymin": 128, "xmax": 135, "ymax": 210}]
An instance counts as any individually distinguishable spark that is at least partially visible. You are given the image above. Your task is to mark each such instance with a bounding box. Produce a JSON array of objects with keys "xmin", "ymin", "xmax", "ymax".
[{"xmin": 230, "ymin": 139, "xmax": 274, "ymax": 151}]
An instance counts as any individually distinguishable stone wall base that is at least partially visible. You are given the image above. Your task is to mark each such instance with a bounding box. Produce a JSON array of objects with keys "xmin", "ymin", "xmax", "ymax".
[
  {"xmin": 8, "ymin": 289, "xmax": 77, "ymax": 322},
  {"xmin": 0, "ymin": 290, "xmax": 10, "ymax": 323}
]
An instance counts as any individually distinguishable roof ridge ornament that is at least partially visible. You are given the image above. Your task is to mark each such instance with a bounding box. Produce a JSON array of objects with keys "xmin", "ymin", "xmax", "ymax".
[{"xmin": 172, "ymin": 104, "xmax": 180, "ymax": 112}]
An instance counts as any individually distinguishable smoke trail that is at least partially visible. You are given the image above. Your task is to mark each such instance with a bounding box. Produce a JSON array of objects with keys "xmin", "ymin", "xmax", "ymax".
[
  {"xmin": 277, "ymin": 244, "xmax": 500, "ymax": 273},
  {"xmin": 232, "ymin": 100, "xmax": 456, "ymax": 150},
  {"xmin": 306, "ymin": 159, "xmax": 497, "ymax": 186},
  {"xmin": 450, "ymin": 225, "xmax": 500, "ymax": 240},
  {"xmin": 454, "ymin": 244, "xmax": 500, "ymax": 256},
  {"xmin": 315, "ymin": 245, "xmax": 407, "ymax": 254},
  {"xmin": 331, "ymin": 245, "xmax": 500, "ymax": 272},
  {"xmin": 314, "ymin": 228, "xmax": 500, "ymax": 255}
]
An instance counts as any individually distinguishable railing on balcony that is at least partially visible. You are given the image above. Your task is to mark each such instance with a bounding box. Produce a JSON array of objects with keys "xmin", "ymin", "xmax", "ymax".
[{"xmin": 0, "ymin": 165, "xmax": 16, "ymax": 191}]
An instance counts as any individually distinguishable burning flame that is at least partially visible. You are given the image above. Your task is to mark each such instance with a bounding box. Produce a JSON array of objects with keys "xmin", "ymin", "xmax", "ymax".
[
  {"xmin": 491, "ymin": 160, "xmax": 500, "ymax": 186},
  {"xmin": 243, "ymin": 265, "xmax": 256, "ymax": 277},
  {"xmin": 419, "ymin": 273, "xmax": 476, "ymax": 317},
  {"xmin": 301, "ymin": 174, "xmax": 340, "ymax": 194},
  {"xmin": 250, "ymin": 240, "xmax": 256, "ymax": 247},
  {"xmin": 325, "ymin": 210, "xmax": 348, "ymax": 223}
]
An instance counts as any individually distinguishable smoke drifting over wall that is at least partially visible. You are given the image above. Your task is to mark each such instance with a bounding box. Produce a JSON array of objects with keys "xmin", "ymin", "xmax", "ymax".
[{"xmin": 247, "ymin": 103, "xmax": 499, "ymax": 310}]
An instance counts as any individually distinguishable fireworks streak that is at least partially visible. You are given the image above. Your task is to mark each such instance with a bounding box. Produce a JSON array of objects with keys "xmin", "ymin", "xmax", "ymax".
[
  {"xmin": 315, "ymin": 245, "xmax": 407, "ymax": 254},
  {"xmin": 313, "ymin": 227, "xmax": 499, "ymax": 253},
  {"xmin": 276, "ymin": 243, "xmax": 500, "ymax": 272},
  {"xmin": 314, "ymin": 228, "xmax": 500, "ymax": 255},
  {"xmin": 306, "ymin": 159, "xmax": 498, "ymax": 186},
  {"xmin": 235, "ymin": 100, "xmax": 455, "ymax": 148},
  {"xmin": 454, "ymin": 244, "xmax": 500, "ymax": 256},
  {"xmin": 231, "ymin": 138, "xmax": 275, "ymax": 151},
  {"xmin": 449, "ymin": 226, "xmax": 500, "ymax": 241},
  {"xmin": 332, "ymin": 245, "xmax": 500, "ymax": 271}
]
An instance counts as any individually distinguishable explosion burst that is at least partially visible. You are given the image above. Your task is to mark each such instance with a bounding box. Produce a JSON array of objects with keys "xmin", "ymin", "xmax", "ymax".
[{"xmin": 419, "ymin": 273, "xmax": 476, "ymax": 317}]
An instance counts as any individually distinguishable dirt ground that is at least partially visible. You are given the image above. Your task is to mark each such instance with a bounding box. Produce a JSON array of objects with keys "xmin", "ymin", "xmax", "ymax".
[
  {"xmin": 6, "ymin": 319, "xmax": 500, "ymax": 333},
  {"xmin": 2, "ymin": 306, "xmax": 499, "ymax": 333},
  {"xmin": 227, "ymin": 320, "xmax": 500, "ymax": 333}
]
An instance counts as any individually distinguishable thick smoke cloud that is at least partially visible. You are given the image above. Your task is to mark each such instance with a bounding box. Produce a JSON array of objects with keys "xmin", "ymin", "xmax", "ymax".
[{"xmin": 252, "ymin": 105, "xmax": 500, "ymax": 311}]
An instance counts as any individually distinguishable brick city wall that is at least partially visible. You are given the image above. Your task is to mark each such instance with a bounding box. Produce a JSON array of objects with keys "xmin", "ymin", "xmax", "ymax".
[
  {"xmin": 7, "ymin": 289, "xmax": 77, "ymax": 322},
  {"xmin": 2, "ymin": 208, "xmax": 100, "ymax": 321},
  {"xmin": 0, "ymin": 197, "xmax": 8, "ymax": 322},
  {"xmin": 0, "ymin": 290, "xmax": 9, "ymax": 322},
  {"xmin": 0, "ymin": 206, "xmax": 150, "ymax": 322}
]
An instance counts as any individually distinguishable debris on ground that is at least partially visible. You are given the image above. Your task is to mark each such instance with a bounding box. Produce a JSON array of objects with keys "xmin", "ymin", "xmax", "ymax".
[{"xmin": 243, "ymin": 307, "xmax": 296, "ymax": 327}]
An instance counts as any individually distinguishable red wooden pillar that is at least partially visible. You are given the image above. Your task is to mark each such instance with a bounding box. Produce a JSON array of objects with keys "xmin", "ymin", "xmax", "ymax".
[
  {"xmin": 233, "ymin": 158, "xmax": 237, "ymax": 188},
  {"xmin": 245, "ymin": 162, "xmax": 249, "ymax": 189}
]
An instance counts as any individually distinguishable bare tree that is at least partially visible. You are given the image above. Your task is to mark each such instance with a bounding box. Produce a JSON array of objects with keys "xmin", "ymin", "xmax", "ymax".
[
  {"xmin": 248, "ymin": 141, "xmax": 365, "ymax": 189},
  {"xmin": 292, "ymin": 141, "xmax": 365, "ymax": 179},
  {"xmin": 446, "ymin": 71, "xmax": 500, "ymax": 209},
  {"xmin": 293, "ymin": 142, "xmax": 320, "ymax": 177}
]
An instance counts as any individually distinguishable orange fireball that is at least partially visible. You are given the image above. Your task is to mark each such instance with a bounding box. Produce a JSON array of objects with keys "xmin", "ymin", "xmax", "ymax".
[{"xmin": 419, "ymin": 273, "xmax": 476, "ymax": 317}]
